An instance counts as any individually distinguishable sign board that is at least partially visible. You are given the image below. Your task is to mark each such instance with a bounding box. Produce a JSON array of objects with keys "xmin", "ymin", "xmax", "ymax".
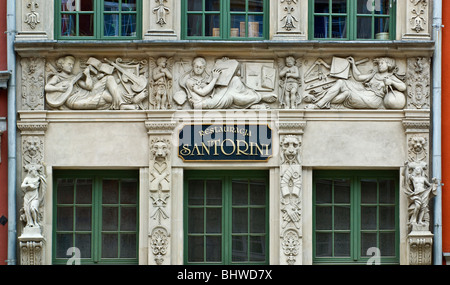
[{"xmin": 179, "ymin": 124, "xmax": 272, "ymax": 162}]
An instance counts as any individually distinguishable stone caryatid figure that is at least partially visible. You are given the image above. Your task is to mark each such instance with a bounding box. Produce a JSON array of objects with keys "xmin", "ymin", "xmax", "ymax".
[
  {"xmin": 404, "ymin": 160, "xmax": 438, "ymax": 231},
  {"xmin": 21, "ymin": 164, "xmax": 46, "ymax": 229}
]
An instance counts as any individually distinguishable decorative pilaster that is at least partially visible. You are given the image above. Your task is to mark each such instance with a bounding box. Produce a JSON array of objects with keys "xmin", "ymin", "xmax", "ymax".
[
  {"xmin": 145, "ymin": 0, "xmax": 177, "ymax": 40},
  {"xmin": 406, "ymin": 57, "xmax": 431, "ymax": 110},
  {"xmin": 402, "ymin": 0, "xmax": 431, "ymax": 40},
  {"xmin": 16, "ymin": 0, "xmax": 49, "ymax": 41},
  {"xmin": 17, "ymin": 120, "xmax": 48, "ymax": 265},
  {"xmin": 145, "ymin": 119, "xmax": 176, "ymax": 265},
  {"xmin": 402, "ymin": 114, "xmax": 436, "ymax": 265},
  {"xmin": 21, "ymin": 57, "xmax": 46, "ymax": 110},
  {"xmin": 277, "ymin": 117, "xmax": 306, "ymax": 265},
  {"xmin": 273, "ymin": 0, "xmax": 306, "ymax": 40}
]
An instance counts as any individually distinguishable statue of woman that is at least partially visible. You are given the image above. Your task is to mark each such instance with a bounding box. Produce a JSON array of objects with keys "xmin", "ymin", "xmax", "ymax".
[{"xmin": 21, "ymin": 164, "xmax": 46, "ymax": 228}]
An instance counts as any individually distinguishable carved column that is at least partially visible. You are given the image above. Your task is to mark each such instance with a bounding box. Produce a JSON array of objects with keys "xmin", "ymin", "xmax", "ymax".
[
  {"xmin": 403, "ymin": 115, "xmax": 436, "ymax": 265},
  {"xmin": 277, "ymin": 116, "xmax": 306, "ymax": 265},
  {"xmin": 20, "ymin": 57, "xmax": 46, "ymax": 110},
  {"xmin": 402, "ymin": 0, "xmax": 431, "ymax": 40},
  {"xmin": 145, "ymin": 0, "xmax": 177, "ymax": 40},
  {"xmin": 145, "ymin": 119, "xmax": 176, "ymax": 265},
  {"xmin": 17, "ymin": 120, "xmax": 48, "ymax": 265}
]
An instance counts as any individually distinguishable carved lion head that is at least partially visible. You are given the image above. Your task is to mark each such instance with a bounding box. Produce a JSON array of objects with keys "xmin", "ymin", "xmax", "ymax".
[{"xmin": 281, "ymin": 135, "xmax": 301, "ymax": 165}]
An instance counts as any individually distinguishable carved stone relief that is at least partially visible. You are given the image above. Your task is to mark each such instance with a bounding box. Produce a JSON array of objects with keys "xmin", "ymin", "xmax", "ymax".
[
  {"xmin": 24, "ymin": 0, "xmax": 40, "ymax": 30},
  {"xmin": 153, "ymin": 0, "xmax": 170, "ymax": 27},
  {"xmin": 406, "ymin": 57, "xmax": 431, "ymax": 109},
  {"xmin": 44, "ymin": 56, "xmax": 149, "ymax": 110},
  {"xmin": 21, "ymin": 57, "xmax": 46, "ymax": 110},
  {"xmin": 278, "ymin": 56, "xmax": 302, "ymax": 109},
  {"xmin": 403, "ymin": 0, "xmax": 430, "ymax": 39},
  {"xmin": 149, "ymin": 57, "xmax": 174, "ymax": 110}
]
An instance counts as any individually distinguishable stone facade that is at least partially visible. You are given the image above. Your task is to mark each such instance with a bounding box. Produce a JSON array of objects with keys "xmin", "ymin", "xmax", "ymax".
[{"xmin": 14, "ymin": 0, "xmax": 435, "ymax": 265}]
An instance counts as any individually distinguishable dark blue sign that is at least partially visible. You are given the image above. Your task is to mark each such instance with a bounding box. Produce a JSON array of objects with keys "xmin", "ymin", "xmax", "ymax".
[{"xmin": 179, "ymin": 124, "xmax": 272, "ymax": 161}]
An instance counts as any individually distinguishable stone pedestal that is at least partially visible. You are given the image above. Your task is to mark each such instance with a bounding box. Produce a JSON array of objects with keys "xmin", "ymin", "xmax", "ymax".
[
  {"xmin": 19, "ymin": 226, "xmax": 45, "ymax": 265},
  {"xmin": 408, "ymin": 230, "xmax": 433, "ymax": 265}
]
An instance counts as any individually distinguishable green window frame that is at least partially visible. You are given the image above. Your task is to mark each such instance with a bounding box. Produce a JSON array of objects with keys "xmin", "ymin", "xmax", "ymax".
[
  {"xmin": 56, "ymin": 0, "xmax": 142, "ymax": 40},
  {"xmin": 182, "ymin": 0, "xmax": 269, "ymax": 40},
  {"xmin": 309, "ymin": 0, "xmax": 396, "ymax": 40},
  {"xmin": 52, "ymin": 170, "xmax": 139, "ymax": 265},
  {"xmin": 184, "ymin": 170, "xmax": 269, "ymax": 265},
  {"xmin": 313, "ymin": 170, "xmax": 399, "ymax": 264}
]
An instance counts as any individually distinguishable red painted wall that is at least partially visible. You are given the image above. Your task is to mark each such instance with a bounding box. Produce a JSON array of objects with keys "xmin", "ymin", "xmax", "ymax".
[
  {"xmin": 442, "ymin": 0, "xmax": 450, "ymax": 260},
  {"xmin": 0, "ymin": 0, "xmax": 8, "ymax": 265}
]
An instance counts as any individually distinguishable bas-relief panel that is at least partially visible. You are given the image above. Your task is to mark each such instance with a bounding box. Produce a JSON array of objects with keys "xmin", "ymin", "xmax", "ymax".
[{"xmin": 35, "ymin": 54, "xmax": 431, "ymax": 112}]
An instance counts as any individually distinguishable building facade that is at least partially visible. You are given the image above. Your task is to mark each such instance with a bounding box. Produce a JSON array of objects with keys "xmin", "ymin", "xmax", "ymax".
[{"xmin": 14, "ymin": 0, "xmax": 436, "ymax": 265}]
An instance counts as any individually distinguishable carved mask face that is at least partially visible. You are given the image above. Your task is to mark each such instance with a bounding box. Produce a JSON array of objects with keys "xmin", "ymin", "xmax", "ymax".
[
  {"xmin": 282, "ymin": 136, "xmax": 300, "ymax": 163},
  {"xmin": 411, "ymin": 137, "xmax": 425, "ymax": 153},
  {"xmin": 152, "ymin": 141, "xmax": 169, "ymax": 161}
]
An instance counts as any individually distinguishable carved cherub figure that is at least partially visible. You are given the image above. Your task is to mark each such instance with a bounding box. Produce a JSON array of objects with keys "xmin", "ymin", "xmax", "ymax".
[
  {"xmin": 150, "ymin": 57, "xmax": 173, "ymax": 110},
  {"xmin": 278, "ymin": 56, "xmax": 302, "ymax": 109}
]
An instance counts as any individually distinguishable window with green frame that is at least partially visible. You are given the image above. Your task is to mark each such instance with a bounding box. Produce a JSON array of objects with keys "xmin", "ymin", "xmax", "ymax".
[
  {"xmin": 56, "ymin": 0, "xmax": 141, "ymax": 40},
  {"xmin": 52, "ymin": 170, "xmax": 139, "ymax": 265},
  {"xmin": 184, "ymin": 170, "xmax": 269, "ymax": 265},
  {"xmin": 182, "ymin": 0, "xmax": 268, "ymax": 40},
  {"xmin": 313, "ymin": 170, "xmax": 399, "ymax": 264},
  {"xmin": 309, "ymin": 0, "xmax": 395, "ymax": 40}
]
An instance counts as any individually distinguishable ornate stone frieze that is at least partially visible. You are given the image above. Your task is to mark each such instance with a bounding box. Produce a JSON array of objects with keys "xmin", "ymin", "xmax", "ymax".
[
  {"xmin": 44, "ymin": 56, "xmax": 149, "ymax": 110},
  {"xmin": 21, "ymin": 57, "xmax": 46, "ymax": 110}
]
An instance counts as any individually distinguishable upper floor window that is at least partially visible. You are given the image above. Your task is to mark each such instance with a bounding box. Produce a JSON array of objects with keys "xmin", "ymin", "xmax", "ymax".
[
  {"xmin": 182, "ymin": 0, "xmax": 268, "ymax": 40},
  {"xmin": 309, "ymin": 0, "xmax": 395, "ymax": 40},
  {"xmin": 56, "ymin": 0, "xmax": 141, "ymax": 40}
]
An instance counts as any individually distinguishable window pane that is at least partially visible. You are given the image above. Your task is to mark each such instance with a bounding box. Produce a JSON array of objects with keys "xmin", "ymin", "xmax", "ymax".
[
  {"xmin": 250, "ymin": 236, "xmax": 265, "ymax": 261},
  {"xmin": 361, "ymin": 179, "xmax": 377, "ymax": 203},
  {"xmin": 188, "ymin": 180, "xmax": 204, "ymax": 205},
  {"xmin": 57, "ymin": 206, "xmax": 73, "ymax": 231},
  {"xmin": 334, "ymin": 206, "xmax": 350, "ymax": 230},
  {"xmin": 121, "ymin": 207, "xmax": 137, "ymax": 231},
  {"xmin": 102, "ymin": 206, "xmax": 119, "ymax": 231},
  {"xmin": 379, "ymin": 179, "xmax": 395, "ymax": 204},
  {"xmin": 250, "ymin": 208, "xmax": 265, "ymax": 233},
  {"xmin": 248, "ymin": 0, "xmax": 264, "ymax": 12},
  {"xmin": 331, "ymin": 16, "xmax": 346, "ymax": 38},
  {"xmin": 75, "ymin": 233, "xmax": 91, "ymax": 258},
  {"xmin": 61, "ymin": 14, "xmax": 77, "ymax": 36},
  {"xmin": 62, "ymin": 0, "xmax": 76, "ymax": 11},
  {"xmin": 375, "ymin": 17, "xmax": 389, "ymax": 39},
  {"xmin": 122, "ymin": 0, "xmax": 137, "ymax": 11},
  {"xmin": 232, "ymin": 208, "xmax": 248, "ymax": 233},
  {"xmin": 357, "ymin": 17, "xmax": 372, "ymax": 39},
  {"xmin": 334, "ymin": 233, "xmax": 350, "ymax": 256},
  {"xmin": 188, "ymin": 208, "xmax": 204, "ymax": 233},
  {"xmin": 357, "ymin": 0, "xmax": 371, "ymax": 14},
  {"xmin": 206, "ymin": 180, "xmax": 222, "ymax": 205},
  {"xmin": 102, "ymin": 233, "xmax": 118, "ymax": 258},
  {"xmin": 248, "ymin": 15, "xmax": 263, "ymax": 37},
  {"xmin": 104, "ymin": 14, "xmax": 119, "ymax": 36},
  {"xmin": 79, "ymin": 14, "xmax": 94, "ymax": 36},
  {"xmin": 315, "ymin": 0, "xmax": 330, "ymax": 13},
  {"xmin": 76, "ymin": 179, "xmax": 92, "ymax": 204},
  {"xmin": 316, "ymin": 206, "xmax": 332, "ymax": 230},
  {"xmin": 380, "ymin": 232, "xmax": 395, "ymax": 256},
  {"xmin": 188, "ymin": 0, "xmax": 202, "ymax": 11},
  {"xmin": 376, "ymin": 0, "xmax": 390, "ymax": 15},
  {"xmin": 80, "ymin": 0, "xmax": 94, "ymax": 11},
  {"xmin": 230, "ymin": 14, "xmax": 246, "ymax": 37},
  {"xmin": 205, "ymin": 14, "xmax": 220, "ymax": 37},
  {"xmin": 230, "ymin": 0, "xmax": 246, "ymax": 11},
  {"xmin": 316, "ymin": 232, "xmax": 332, "ymax": 257},
  {"xmin": 76, "ymin": 206, "xmax": 92, "ymax": 231},
  {"xmin": 188, "ymin": 236, "xmax": 204, "ymax": 262},
  {"xmin": 121, "ymin": 180, "xmax": 137, "ymax": 204},
  {"xmin": 188, "ymin": 14, "xmax": 203, "ymax": 36},
  {"xmin": 250, "ymin": 180, "xmax": 266, "ymax": 205},
  {"xmin": 206, "ymin": 0, "xmax": 220, "ymax": 11},
  {"xmin": 122, "ymin": 14, "xmax": 137, "ymax": 37},
  {"xmin": 104, "ymin": 0, "xmax": 120, "ymax": 11},
  {"xmin": 379, "ymin": 206, "xmax": 395, "ymax": 230},
  {"xmin": 57, "ymin": 179, "xmax": 74, "ymax": 204},
  {"xmin": 334, "ymin": 179, "xmax": 350, "ymax": 203},
  {"xmin": 361, "ymin": 206, "xmax": 377, "ymax": 230},
  {"xmin": 232, "ymin": 235, "xmax": 248, "ymax": 261},
  {"xmin": 206, "ymin": 236, "xmax": 222, "ymax": 261},
  {"xmin": 361, "ymin": 232, "xmax": 377, "ymax": 254},
  {"xmin": 56, "ymin": 233, "xmax": 73, "ymax": 258},
  {"xmin": 103, "ymin": 179, "xmax": 119, "ymax": 204},
  {"xmin": 206, "ymin": 208, "xmax": 222, "ymax": 233},
  {"xmin": 314, "ymin": 16, "xmax": 329, "ymax": 38},
  {"xmin": 232, "ymin": 180, "xmax": 248, "ymax": 205},
  {"xmin": 316, "ymin": 179, "xmax": 332, "ymax": 204},
  {"xmin": 332, "ymin": 0, "xmax": 347, "ymax": 13},
  {"xmin": 120, "ymin": 233, "xmax": 137, "ymax": 258}
]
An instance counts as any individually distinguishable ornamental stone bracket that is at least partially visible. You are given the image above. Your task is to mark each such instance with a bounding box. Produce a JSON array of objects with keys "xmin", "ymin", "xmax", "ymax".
[
  {"xmin": 17, "ymin": 119, "xmax": 48, "ymax": 265},
  {"xmin": 277, "ymin": 111, "xmax": 306, "ymax": 265},
  {"xmin": 402, "ymin": 113, "xmax": 436, "ymax": 265},
  {"xmin": 145, "ymin": 117, "xmax": 176, "ymax": 265}
]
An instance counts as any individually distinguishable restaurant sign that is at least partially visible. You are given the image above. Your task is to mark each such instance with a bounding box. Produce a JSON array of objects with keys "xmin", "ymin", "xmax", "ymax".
[{"xmin": 179, "ymin": 124, "xmax": 272, "ymax": 161}]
